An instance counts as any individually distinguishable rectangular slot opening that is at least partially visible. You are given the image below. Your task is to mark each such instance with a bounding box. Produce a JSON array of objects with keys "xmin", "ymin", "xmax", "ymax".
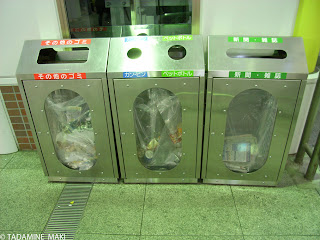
[
  {"xmin": 226, "ymin": 49, "xmax": 287, "ymax": 59},
  {"xmin": 37, "ymin": 47, "xmax": 89, "ymax": 64}
]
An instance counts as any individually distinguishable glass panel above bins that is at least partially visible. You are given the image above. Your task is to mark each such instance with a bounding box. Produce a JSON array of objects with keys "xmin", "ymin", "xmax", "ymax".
[
  {"xmin": 133, "ymin": 88, "xmax": 182, "ymax": 171},
  {"xmin": 223, "ymin": 89, "xmax": 278, "ymax": 173},
  {"xmin": 133, "ymin": 0, "xmax": 192, "ymax": 36},
  {"xmin": 62, "ymin": 0, "xmax": 193, "ymax": 38},
  {"xmin": 44, "ymin": 89, "xmax": 97, "ymax": 171}
]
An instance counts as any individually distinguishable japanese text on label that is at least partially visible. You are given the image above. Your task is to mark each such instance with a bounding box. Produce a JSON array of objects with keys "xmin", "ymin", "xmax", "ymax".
[
  {"xmin": 229, "ymin": 71, "xmax": 287, "ymax": 79},
  {"xmin": 71, "ymin": 27, "xmax": 107, "ymax": 32},
  {"xmin": 228, "ymin": 37, "xmax": 283, "ymax": 43},
  {"xmin": 34, "ymin": 73, "xmax": 86, "ymax": 80},
  {"xmin": 124, "ymin": 37, "xmax": 148, "ymax": 42},
  {"xmin": 162, "ymin": 35, "xmax": 193, "ymax": 41},
  {"xmin": 123, "ymin": 72, "xmax": 148, "ymax": 78},
  {"xmin": 161, "ymin": 71, "xmax": 194, "ymax": 77},
  {"xmin": 41, "ymin": 39, "xmax": 91, "ymax": 46}
]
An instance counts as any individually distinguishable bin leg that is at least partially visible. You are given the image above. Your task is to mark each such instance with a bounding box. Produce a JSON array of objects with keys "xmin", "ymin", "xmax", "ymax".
[
  {"xmin": 305, "ymin": 131, "xmax": 320, "ymax": 180},
  {"xmin": 295, "ymin": 75, "xmax": 320, "ymax": 164}
]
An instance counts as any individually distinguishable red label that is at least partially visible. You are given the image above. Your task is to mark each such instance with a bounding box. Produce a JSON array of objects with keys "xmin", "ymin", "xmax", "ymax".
[
  {"xmin": 41, "ymin": 39, "xmax": 91, "ymax": 46},
  {"xmin": 34, "ymin": 73, "xmax": 86, "ymax": 80},
  {"xmin": 71, "ymin": 27, "xmax": 107, "ymax": 32}
]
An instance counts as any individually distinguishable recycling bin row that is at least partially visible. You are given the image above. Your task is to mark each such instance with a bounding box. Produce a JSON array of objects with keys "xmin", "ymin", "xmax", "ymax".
[{"xmin": 16, "ymin": 35, "xmax": 308, "ymax": 186}]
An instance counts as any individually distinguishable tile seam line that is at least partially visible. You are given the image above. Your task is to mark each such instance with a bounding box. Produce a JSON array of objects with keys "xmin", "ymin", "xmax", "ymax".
[
  {"xmin": 242, "ymin": 235, "xmax": 320, "ymax": 237},
  {"xmin": 139, "ymin": 234, "xmax": 248, "ymax": 236},
  {"xmin": 139, "ymin": 184, "xmax": 147, "ymax": 236},
  {"xmin": 1, "ymin": 154, "xmax": 15, "ymax": 169},
  {"xmin": 1, "ymin": 168, "xmax": 46, "ymax": 172},
  {"xmin": 73, "ymin": 233, "xmax": 142, "ymax": 236},
  {"xmin": 74, "ymin": 233, "xmax": 249, "ymax": 237},
  {"xmin": 230, "ymin": 186, "xmax": 244, "ymax": 237}
]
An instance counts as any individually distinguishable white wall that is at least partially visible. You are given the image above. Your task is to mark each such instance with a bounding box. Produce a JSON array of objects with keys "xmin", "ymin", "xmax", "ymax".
[
  {"xmin": 200, "ymin": 0, "xmax": 300, "ymax": 48},
  {"xmin": 0, "ymin": 0, "xmax": 62, "ymax": 85}
]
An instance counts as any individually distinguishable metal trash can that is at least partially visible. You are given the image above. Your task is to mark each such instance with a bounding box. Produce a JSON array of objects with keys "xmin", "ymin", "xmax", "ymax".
[
  {"xmin": 16, "ymin": 38, "xmax": 119, "ymax": 183},
  {"xmin": 107, "ymin": 35, "xmax": 205, "ymax": 183},
  {"xmin": 202, "ymin": 36, "xmax": 309, "ymax": 186}
]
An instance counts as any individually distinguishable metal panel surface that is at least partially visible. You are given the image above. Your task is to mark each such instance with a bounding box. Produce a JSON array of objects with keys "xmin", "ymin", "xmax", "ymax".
[
  {"xmin": 107, "ymin": 35, "xmax": 205, "ymax": 78},
  {"xmin": 114, "ymin": 77, "xmax": 200, "ymax": 181},
  {"xmin": 204, "ymin": 78, "xmax": 301, "ymax": 185},
  {"xmin": 16, "ymin": 38, "xmax": 110, "ymax": 80},
  {"xmin": 207, "ymin": 36, "xmax": 309, "ymax": 79},
  {"xmin": 23, "ymin": 79, "xmax": 117, "ymax": 182}
]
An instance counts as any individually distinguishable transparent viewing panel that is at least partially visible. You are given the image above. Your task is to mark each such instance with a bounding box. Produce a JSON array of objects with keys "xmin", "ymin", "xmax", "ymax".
[
  {"xmin": 223, "ymin": 89, "xmax": 277, "ymax": 173},
  {"xmin": 64, "ymin": 0, "xmax": 192, "ymax": 38},
  {"xmin": 133, "ymin": 88, "xmax": 182, "ymax": 171},
  {"xmin": 44, "ymin": 90, "xmax": 97, "ymax": 171}
]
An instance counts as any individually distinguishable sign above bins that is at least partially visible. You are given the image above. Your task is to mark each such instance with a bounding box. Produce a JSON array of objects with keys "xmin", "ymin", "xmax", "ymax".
[
  {"xmin": 16, "ymin": 38, "xmax": 119, "ymax": 183},
  {"xmin": 202, "ymin": 36, "xmax": 309, "ymax": 186},
  {"xmin": 107, "ymin": 35, "xmax": 205, "ymax": 183}
]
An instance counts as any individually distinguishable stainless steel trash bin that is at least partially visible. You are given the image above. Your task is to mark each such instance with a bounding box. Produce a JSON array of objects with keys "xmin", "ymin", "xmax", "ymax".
[
  {"xmin": 202, "ymin": 36, "xmax": 309, "ymax": 186},
  {"xmin": 16, "ymin": 38, "xmax": 119, "ymax": 183},
  {"xmin": 107, "ymin": 35, "xmax": 205, "ymax": 183}
]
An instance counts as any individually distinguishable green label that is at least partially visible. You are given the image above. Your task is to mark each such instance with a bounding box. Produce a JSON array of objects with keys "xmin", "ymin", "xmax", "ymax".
[
  {"xmin": 229, "ymin": 71, "xmax": 287, "ymax": 79},
  {"xmin": 162, "ymin": 35, "xmax": 193, "ymax": 41},
  {"xmin": 228, "ymin": 37, "xmax": 283, "ymax": 43},
  {"xmin": 162, "ymin": 71, "xmax": 194, "ymax": 77}
]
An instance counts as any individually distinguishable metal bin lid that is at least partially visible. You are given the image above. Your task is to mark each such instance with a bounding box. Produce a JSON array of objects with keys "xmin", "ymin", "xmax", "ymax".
[
  {"xmin": 207, "ymin": 36, "xmax": 309, "ymax": 80},
  {"xmin": 107, "ymin": 35, "xmax": 205, "ymax": 78},
  {"xmin": 16, "ymin": 38, "xmax": 110, "ymax": 80}
]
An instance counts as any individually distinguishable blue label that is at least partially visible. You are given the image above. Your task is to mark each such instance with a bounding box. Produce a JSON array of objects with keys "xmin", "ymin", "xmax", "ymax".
[
  {"xmin": 124, "ymin": 37, "xmax": 148, "ymax": 42},
  {"xmin": 123, "ymin": 72, "xmax": 148, "ymax": 78}
]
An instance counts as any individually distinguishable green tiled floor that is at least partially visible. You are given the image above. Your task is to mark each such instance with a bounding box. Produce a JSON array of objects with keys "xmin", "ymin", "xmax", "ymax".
[
  {"xmin": 141, "ymin": 185, "xmax": 242, "ymax": 236},
  {"xmin": 0, "ymin": 153, "xmax": 64, "ymax": 232},
  {"xmin": 5, "ymin": 151, "xmax": 42, "ymax": 170},
  {"xmin": 78, "ymin": 184, "xmax": 146, "ymax": 235},
  {"xmin": 0, "ymin": 151, "xmax": 320, "ymax": 240},
  {"xmin": 0, "ymin": 153, "xmax": 14, "ymax": 169}
]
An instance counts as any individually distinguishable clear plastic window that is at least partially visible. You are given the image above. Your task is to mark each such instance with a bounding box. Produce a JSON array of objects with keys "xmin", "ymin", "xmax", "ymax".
[
  {"xmin": 223, "ymin": 89, "xmax": 277, "ymax": 173},
  {"xmin": 44, "ymin": 89, "xmax": 97, "ymax": 171},
  {"xmin": 133, "ymin": 88, "xmax": 182, "ymax": 171}
]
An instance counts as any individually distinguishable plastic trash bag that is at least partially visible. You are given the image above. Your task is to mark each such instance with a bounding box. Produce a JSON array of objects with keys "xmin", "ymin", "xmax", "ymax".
[
  {"xmin": 222, "ymin": 89, "xmax": 277, "ymax": 173},
  {"xmin": 44, "ymin": 90, "xmax": 97, "ymax": 171},
  {"xmin": 133, "ymin": 88, "xmax": 182, "ymax": 170}
]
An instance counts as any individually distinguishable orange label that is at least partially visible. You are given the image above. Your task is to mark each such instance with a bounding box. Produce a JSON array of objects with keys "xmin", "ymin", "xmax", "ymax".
[
  {"xmin": 41, "ymin": 39, "xmax": 91, "ymax": 46},
  {"xmin": 34, "ymin": 73, "xmax": 86, "ymax": 80}
]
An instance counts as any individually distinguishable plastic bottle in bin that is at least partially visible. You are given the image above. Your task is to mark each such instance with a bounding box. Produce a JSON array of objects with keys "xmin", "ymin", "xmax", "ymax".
[
  {"xmin": 143, "ymin": 137, "xmax": 159, "ymax": 164},
  {"xmin": 144, "ymin": 150, "xmax": 154, "ymax": 164}
]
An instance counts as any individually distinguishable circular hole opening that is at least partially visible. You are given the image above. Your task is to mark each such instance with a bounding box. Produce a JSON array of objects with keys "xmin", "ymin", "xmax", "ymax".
[
  {"xmin": 168, "ymin": 45, "xmax": 186, "ymax": 60},
  {"xmin": 127, "ymin": 48, "xmax": 142, "ymax": 59},
  {"xmin": 137, "ymin": 33, "xmax": 148, "ymax": 36}
]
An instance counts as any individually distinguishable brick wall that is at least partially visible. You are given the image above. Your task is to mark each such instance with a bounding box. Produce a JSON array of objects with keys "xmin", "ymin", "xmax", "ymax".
[{"xmin": 0, "ymin": 86, "xmax": 36, "ymax": 150}]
